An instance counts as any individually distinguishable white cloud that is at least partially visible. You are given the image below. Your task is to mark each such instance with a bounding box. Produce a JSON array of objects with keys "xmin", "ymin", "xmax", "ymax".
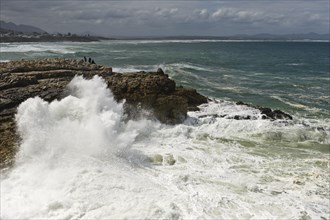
[
  {"xmin": 210, "ymin": 8, "xmax": 272, "ymax": 24},
  {"xmin": 154, "ymin": 8, "xmax": 179, "ymax": 17},
  {"xmin": 193, "ymin": 9, "xmax": 210, "ymax": 20}
]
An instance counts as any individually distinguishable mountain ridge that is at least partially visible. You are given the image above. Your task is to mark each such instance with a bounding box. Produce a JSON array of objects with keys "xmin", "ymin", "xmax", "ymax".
[
  {"xmin": 1, "ymin": 20, "xmax": 329, "ymax": 40},
  {"xmin": 0, "ymin": 20, "xmax": 46, "ymax": 34}
]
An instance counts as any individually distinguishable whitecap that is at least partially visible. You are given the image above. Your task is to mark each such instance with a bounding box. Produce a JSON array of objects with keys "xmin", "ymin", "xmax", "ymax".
[
  {"xmin": 284, "ymin": 63, "xmax": 305, "ymax": 66},
  {"xmin": 112, "ymin": 67, "xmax": 142, "ymax": 73},
  {"xmin": 0, "ymin": 43, "xmax": 75, "ymax": 54},
  {"xmin": 1, "ymin": 78, "xmax": 329, "ymax": 219}
]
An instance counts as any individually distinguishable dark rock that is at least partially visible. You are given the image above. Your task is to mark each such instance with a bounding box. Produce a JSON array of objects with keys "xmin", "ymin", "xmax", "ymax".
[
  {"xmin": 157, "ymin": 68, "xmax": 164, "ymax": 74},
  {"xmin": 174, "ymin": 86, "xmax": 208, "ymax": 108},
  {"xmin": 237, "ymin": 101, "xmax": 293, "ymax": 120},
  {"xmin": 198, "ymin": 101, "xmax": 292, "ymax": 121},
  {"xmin": 259, "ymin": 107, "xmax": 292, "ymax": 120},
  {"xmin": 154, "ymin": 95, "xmax": 188, "ymax": 124},
  {"xmin": 0, "ymin": 58, "xmax": 208, "ymax": 169},
  {"xmin": 272, "ymin": 110, "xmax": 293, "ymax": 120},
  {"xmin": 233, "ymin": 115, "xmax": 251, "ymax": 120}
]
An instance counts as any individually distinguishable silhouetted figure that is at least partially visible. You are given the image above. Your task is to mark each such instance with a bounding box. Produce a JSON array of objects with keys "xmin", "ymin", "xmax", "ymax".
[
  {"xmin": 88, "ymin": 57, "xmax": 92, "ymax": 63},
  {"xmin": 84, "ymin": 56, "xmax": 87, "ymax": 62},
  {"xmin": 91, "ymin": 59, "xmax": 95, "ymax": 64}
]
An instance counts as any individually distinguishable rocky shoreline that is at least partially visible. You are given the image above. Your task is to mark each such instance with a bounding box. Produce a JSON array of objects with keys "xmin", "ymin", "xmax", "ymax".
[
  {"xmin": 0, "ymin": 58, "xmax": 292, "ymax": 169},
  {"xmin": 0, "ymin": 58, "xmax": 207, "ymax": 168}
]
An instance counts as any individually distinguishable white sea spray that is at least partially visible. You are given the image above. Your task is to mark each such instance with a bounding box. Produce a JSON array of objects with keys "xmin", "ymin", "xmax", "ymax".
[{"xmin": 1, "ymin": 76, "xmax": 329, "ymax": 219}]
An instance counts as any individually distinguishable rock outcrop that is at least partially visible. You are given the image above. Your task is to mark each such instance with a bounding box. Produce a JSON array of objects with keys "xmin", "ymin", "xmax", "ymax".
[
  {"xmin": 236, "ymin": 101, "xmax": 293, "ymax": 120},
  {"xmin": 0, "ymin": 58, "xmax": 293, "ymax": 169},
  {"xmin": 0, "ymin": 58, "xmax": 207, "ymax": 168}
]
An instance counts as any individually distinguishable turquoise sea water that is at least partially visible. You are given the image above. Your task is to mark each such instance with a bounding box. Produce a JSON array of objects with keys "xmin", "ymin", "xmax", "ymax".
[
  {"xmin": 1, "ymin": 40, "xmax": 329, "ymax": 219},
  {"xmin": 1, "ymin": 40, "xmax": 329, "ymax": 119}
]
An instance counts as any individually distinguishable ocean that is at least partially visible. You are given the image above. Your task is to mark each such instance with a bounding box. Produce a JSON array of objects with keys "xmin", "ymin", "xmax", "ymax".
[{"xmin": 1, "ymin": 40, "xmax": 329, "ymax": 219}]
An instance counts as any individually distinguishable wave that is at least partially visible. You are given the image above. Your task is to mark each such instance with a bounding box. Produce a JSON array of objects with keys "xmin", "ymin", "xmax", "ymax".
[
  {"xmin": 168, "ymin": 62, "xmax": 214, "ymax": 72},
  {"xmin": 112, "ymin": 62, "xmax": 214, "ymax": 74},
  {"xmin": 113, "ymin": 57, "xmax": 129, "ymax": 60},
  {"xmin": 284, "ymin": 63, "xmax": 306, "ymax": 66},
  {"xmin": 1, "ymin": 73, "xmax": 329, "ymax": 219},
  {"xmin": 111, "ymin": 63, "xmax": 259, "ymax": 97},
  {"xmin": 270, "ymin": 95, "xmax": 323, "ymax": 114},
  {"xmin": 188, "ymin": 100, "xmax": 329, "ymax": 144},
  {"xmin": 0, "ymin": 43, "xmax": 75, "ymax": 54},
  {"xmin": 112, "ymin": 67, "xmax": 142, "ymax": 73}
]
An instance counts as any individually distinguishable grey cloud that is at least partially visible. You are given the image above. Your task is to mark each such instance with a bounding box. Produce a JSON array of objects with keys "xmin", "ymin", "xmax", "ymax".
[
  {"xmin": 0, "ymin": 0, "xmax": 328, "ymax": 36},
  {"xmin": 210, "ymin": 8, "xmax": 283, "ymax": 24},
  {"xmin": 154, "ymin": 7, "xmax": 179, "ymax": 17},
  {"xmin": 193, "ymin": 9, "xmax": 210, "ymax": 20},
  {"xmin": 105, "ymin": 9, "xmax": 132, "ymax": 19}
]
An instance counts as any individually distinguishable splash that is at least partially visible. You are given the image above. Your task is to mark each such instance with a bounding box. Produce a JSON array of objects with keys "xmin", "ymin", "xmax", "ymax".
[
  {"xmin": 15, "ymin": 75, "xmax": 136, "ymax": 161},
  {"xmin": 1, "ymin": 75, "xmax": 159, "ymax": 219},
  {"xmin": 1, "ymin": 76, "xmax": 329, "ymax": 219}
]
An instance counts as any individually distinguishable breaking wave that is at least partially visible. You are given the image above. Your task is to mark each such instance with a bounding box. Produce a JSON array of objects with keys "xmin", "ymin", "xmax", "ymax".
[
  {"xmin": 0, "ymin": 43, "xmax": 75, "ymax": 54},
  {"xmin": 1, "ymin": 76, "xmax": 329, "ymax": 219}
]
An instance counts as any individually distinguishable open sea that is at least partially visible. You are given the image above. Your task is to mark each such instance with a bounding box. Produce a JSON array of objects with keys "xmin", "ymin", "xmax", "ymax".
[{"xmin": 0, "ymin": 40, "xmax": 329, "ymax": 219}]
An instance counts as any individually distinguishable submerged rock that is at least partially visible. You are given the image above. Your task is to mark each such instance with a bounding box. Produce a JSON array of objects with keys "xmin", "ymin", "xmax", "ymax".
[
  {"xmin": 165, "ymin": 154, "xmax": 176, "ymax": 165},
  {"xmin": 236, "ymin": 101, "xmax": 293, "ymax": 120},
  {"xmin": 149, "ymin": 154, "xmax": 163, "ymax": 165},
  {"xmin": 0, "ymin": 58, "xmax": 207, "ymax": 168}
]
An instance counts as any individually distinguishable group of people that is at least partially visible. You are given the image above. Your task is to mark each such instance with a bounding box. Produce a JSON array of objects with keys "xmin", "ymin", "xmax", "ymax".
[{"xmin": 83, "ymin": 56, "xmax": 95, "ymax": 64}]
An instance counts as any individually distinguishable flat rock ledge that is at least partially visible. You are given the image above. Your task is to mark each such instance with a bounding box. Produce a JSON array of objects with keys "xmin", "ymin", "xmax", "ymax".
[{"xmin": 0, "ymin": 58, "xmax": 207, "ymax": 168}]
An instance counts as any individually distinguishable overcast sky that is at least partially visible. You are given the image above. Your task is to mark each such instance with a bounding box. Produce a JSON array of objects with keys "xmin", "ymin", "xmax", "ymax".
[{"xmin": 1, "ymin": 0, "xmax": 329, "ymax": 37}]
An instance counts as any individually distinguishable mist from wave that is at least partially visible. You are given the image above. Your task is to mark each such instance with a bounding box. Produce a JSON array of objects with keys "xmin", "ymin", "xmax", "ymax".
[{"xmin": 1, "ymin": 75, "xmax": 329, "ymax": 219}]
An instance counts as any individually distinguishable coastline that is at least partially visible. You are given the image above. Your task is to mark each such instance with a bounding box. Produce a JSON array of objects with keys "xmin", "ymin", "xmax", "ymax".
[
  {"xmin": 0, "ymin": 58, "xmax": 208, "ymax": 169},
  {"xmin": 0, "ymin": 58, "xmax": 295, "ymax": 169},
  {"xmin": 0, "ymin": 35, "xmax": 113, "ymax": 43},
  {"xmin": 1, "ymin": 57, "xmax": 328, "ymax": 219}
]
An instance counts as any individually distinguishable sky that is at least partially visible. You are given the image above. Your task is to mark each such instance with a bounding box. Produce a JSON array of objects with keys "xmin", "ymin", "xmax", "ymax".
[{"xmin": 1, "ymin": 0, "xmax": 329, "ymax": 37}]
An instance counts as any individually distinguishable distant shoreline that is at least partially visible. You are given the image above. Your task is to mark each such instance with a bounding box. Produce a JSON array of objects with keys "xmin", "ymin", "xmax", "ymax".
[
  {"xmin": 1, "ymin": 37, "xmax": 328, "ymax": 43},
  {"xmin": 0, "ymin": 35, "xmax": 113, "ymax": 43}
]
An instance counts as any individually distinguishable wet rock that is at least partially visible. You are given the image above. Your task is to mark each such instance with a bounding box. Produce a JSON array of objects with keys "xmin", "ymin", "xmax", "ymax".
[
  {"xmin": 233, "ymin": 115, "xmax": 252, "ymax": 120},
  {"xmin": 237, "ymin": 101, "xmax": 293, "ymax": 120},
  {"xmin": 0, "ymin": 58, "xmax": 207, "ymax": 169},
  {"xmin": 149, "ymin": 154, "xmax": 163, "ymax": 165},
  {"xmin": 165, "ymin": 154, "xmax": 176, "ymax": 165},
  {"xmin": 153, "ymin": 95, "xmax": 188, "ymax": 124},
  {"xmin": 157, "ymin": 68, "xmax": 164, "ymax": 74},
  {"xmin": 175, "ymin": 86, "xmax": 208, "ymax": 109},
  {"xmin": 106, "ymin": 71, "xmax": 206, "ymax": 124}
]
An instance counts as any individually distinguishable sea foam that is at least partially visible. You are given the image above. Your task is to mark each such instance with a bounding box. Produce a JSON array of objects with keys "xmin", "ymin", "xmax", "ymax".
[
  {"xmin": 1, "ymin": 76, "xmax": 329, "ymax": 219},
  {"xmin": 1, "ymin": 75, "xmax": 160, "ymax": 219},
  {"xmin": 0, "ymin": 43, "xmax": 75, "ymax": 54}
]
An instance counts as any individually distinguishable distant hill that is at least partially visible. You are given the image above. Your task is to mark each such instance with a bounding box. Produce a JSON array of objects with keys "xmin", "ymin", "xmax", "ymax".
[{"xmin": 0, "ymin": 20, "xmax": 46, "ymax": 34}]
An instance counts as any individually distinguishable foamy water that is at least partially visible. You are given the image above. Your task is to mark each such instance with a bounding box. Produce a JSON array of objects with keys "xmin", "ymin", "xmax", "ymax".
[
  {"xmin": 1, "ymin": 76, "xmax": 329, "ymax": 219},
  {"xmin": 0, "ymin": 43, "xmax": 76, "ymax": 54}
]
